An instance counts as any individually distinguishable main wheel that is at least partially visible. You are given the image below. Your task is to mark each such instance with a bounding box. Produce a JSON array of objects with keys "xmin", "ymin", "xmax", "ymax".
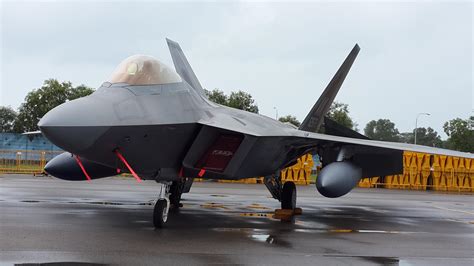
[
  {"xmin": 169, "ymin": 181, "xmax": 183, "ymax": 210},
  {"xmin": 281, "ymin": 181, "xmax": 296, "ymax": 210},
  {"xmin": 153, "ymin": 199, "xmax": 169, "ymax": 228}
]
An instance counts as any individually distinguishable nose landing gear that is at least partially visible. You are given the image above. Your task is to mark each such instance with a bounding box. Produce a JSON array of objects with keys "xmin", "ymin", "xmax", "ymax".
[
  {"xmin": 153, "ymin": 178, "xmax": 190, "ymax": 228},
  {"xmin": 153, "ymin": 182, "xmax": 170, "ymax": 228}
]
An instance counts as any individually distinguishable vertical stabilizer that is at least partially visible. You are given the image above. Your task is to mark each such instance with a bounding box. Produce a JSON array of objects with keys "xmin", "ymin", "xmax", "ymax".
[
  {"xmin": 299, "ymin": 44, "xmax": 360, "ymax": 132},
  {"xmin": 166, "ymin": 38, "xmax": 206, "ymax": 96}
]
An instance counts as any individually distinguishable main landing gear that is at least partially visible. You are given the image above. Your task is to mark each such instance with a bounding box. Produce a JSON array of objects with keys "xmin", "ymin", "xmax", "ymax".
[
  {"xmin": 281, "ymin": 181, "xmax": 297, "ymax": 210},
  {"xmin": 264, "ymin": 173, "xmax": 297, "ymax": 210}
]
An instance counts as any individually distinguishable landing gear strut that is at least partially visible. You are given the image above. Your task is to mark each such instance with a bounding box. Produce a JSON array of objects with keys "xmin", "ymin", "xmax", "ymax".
[
  {"xmin": 169, "ymin": 180, "xmax": 185, "ymax": 211},
  {"xmin": 264, "ymin": 173, "xmax": 297, "ymax": 210},
  {"xmin": 153, "ymin": 182, "xmax": 170, "ymax": 228}
]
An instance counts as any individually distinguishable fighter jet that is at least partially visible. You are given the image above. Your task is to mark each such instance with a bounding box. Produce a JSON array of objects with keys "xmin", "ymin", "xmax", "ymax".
[{"xmin": 39, "ymin": 39, "xmax": 474, "ymax": 227}]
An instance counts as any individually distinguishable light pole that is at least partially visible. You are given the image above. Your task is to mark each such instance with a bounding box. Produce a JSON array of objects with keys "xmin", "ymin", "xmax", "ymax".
[
  {"xmin": 273, "ymin": 107, "xmax": 278, "ymax": 120},
  {"xmin": 414, "ymin": 112, "xmax": 430, "ymax": 145}
]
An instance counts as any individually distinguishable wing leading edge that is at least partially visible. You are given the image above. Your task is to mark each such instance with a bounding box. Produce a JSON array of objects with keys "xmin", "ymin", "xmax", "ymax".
[{"xmin": 300, "ymin": 130, "xmax": 474, "ymax": 159}]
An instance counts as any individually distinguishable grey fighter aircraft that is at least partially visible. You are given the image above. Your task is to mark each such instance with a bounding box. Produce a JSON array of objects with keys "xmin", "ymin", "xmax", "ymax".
[{"xmin": 39, "ymin": 39, "xmax": 474, "ymax": 227}]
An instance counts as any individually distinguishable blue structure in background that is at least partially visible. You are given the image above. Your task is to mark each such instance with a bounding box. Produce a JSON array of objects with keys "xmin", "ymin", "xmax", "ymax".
[{"xmin": 0, "ymin": 133, "xmax": 62, "ymax": 160}]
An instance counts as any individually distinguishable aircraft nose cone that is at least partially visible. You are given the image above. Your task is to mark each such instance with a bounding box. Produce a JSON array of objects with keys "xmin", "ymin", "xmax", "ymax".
[{"xmin": 39, "ymin": 99, "xmax": 109, "ymax": 153}]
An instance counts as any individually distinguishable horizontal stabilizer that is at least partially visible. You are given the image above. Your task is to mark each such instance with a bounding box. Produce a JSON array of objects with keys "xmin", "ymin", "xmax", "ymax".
[
  {"xmin": 323, "ymin": 117, "xmax": 369, "ymax": 140},
  {"xmin": 299, "ymin": 44, "xmax": 360, "ymax": 133}
]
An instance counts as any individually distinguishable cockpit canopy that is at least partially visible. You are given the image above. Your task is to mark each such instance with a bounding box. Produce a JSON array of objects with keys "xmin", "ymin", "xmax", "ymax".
[{"xmin": 108, "ymin": 55, "xmax": 182, "ymax": 85}]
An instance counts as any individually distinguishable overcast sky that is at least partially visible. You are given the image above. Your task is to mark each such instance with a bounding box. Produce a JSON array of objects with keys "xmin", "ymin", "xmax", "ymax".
[{"xmin": 1, "ymin": 0, "xmax": 472, "ymax": 138}]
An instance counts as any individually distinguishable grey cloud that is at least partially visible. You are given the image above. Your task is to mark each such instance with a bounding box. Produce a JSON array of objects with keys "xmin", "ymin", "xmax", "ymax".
[{"xmin": 1, "ymin": 1, "xmax": 472, "ymax": 138}]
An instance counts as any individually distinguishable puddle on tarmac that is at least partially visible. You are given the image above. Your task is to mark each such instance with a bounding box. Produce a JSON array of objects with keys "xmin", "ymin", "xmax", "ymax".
[
  {"xmin": 324, "ymin": 255, "xmax": 409, "ymax": 265},
  {"xmin": 212, "ymin": 228, "xmax": 291, "ymax": 247},
  {"xmin": 294, "ymin": 228, "xmax": 422, "ymax": 234},
  {"xmin": 250, "ymin": 234, "xmax": 291, "ymax": 247},
  {"xmin": 133, "ymin": 220, "xmax": 150, "ymax": 224},
  {"xmin": 200, "ymin": 202, "xmax": 230, "ymax": 209},
  {"xmin": 247, "ymin": 203, "xmax": 271, "ymax": 210},
  {"xmin": 213, "ymin": 227, "xmax": 421, "ymax": 236},
  {"xmin": 240, "ymin": 212, "xmax": 274, "ymax": 218},
  {"xmin": 18, "ymin": 199, "xmax": 154, "ymax": 206},
  {"xmin": 15, "ymin": 263, "xmax": 107, "ymax": 266}
]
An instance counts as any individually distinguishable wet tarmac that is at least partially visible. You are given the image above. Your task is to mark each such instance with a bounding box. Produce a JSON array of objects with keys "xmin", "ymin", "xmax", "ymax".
[{"xmin": 1, "ymin": 175, "xmax": 473, "ymax": 265}]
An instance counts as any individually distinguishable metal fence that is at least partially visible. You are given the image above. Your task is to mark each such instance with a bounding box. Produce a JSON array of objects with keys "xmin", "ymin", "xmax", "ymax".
[{"xmin": 0, "ymin": 150, "xmax": 62, "ymax": 174}]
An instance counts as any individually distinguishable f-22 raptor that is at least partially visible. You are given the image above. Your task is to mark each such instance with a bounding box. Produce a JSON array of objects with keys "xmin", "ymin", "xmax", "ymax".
[{"xmin": 39, "ymin": 39, "xmax": 473, "ymax": 227}]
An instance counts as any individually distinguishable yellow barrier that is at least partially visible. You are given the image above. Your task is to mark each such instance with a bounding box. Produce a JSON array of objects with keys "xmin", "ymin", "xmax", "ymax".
[
  {"xmin": 218, "ymin": 154, "xmax": 314, "ymax": 185},
  {"xmin": 372, "ymin": 152, "xmax": 473, "ymax": 192},
  {"xmin": 1, "ymin": 149, "xmax": 472, "ymax": 192},
  {"xmin": 281, "ymin": 154, "xmax": 314, "ymax": 185},
  {"xmin": 0, "ymin": 150, "xmax": 62, "ymax": 175}
]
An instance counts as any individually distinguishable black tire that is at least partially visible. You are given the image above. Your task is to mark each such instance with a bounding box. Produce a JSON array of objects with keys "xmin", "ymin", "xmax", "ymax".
[
  {"xmin": 153, "ymin": 199, "xmax": 168, "ymax": 228},
  {"xmin": 281, "ymin": 181, "xmax": 296, "ymax": 210},
  {"xmin": 169, "ymin": 181, "xmax": 183, "ymax": 209}
]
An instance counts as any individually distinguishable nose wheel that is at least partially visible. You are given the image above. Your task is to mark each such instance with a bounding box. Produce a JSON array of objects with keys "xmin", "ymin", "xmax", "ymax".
[
  {"xmin": 153, "ymin": 182, "xmax": 171, "ymax": 228},
  {"xmin": 153, "ymin": 198, "xmax": 169, "ymax": 228}
]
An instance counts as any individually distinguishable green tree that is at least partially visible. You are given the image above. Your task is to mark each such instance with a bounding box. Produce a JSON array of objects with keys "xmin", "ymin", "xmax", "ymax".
[
  {"xmin": 0, "ymin": 106, "xmax": 17, "ymax": 133},
  {"xmin": 205, "ymin": 89, "xmax": 228, "ymax": 105},
  {"xmin": 227, "ymin": 90, "xmax": 259, "ymax": 113},
  {"xmin": 443, "ymin": 116, "xmax": 474, "ymax": 152},
  {"xmin": 400, "ymin": 127, "xmax": 443, "ymax": 147},
  {"xmin": 14, "ymin": 79, "xmax": 94, "ymax": 132},
  {"xmin": 279, "ymin": 115, "xmax": 301, "ymax": 127},
  {"xmin": 399, "ymin": 132, "xmax": 413, "ymax": 144},
  {"xmin": 364, "ymin": 119, "xmax": 400, "ymax": 141},
  {"xmin": 327, "ymin": 102, "xmax": 357, "ymax": 130},
  {"xmin": 69, "ymin": 84, "xmax": 95, "ymax": 100},
  {"xmin": 205, "ymin": 89, "xmax": 259, "ymax": 113}
]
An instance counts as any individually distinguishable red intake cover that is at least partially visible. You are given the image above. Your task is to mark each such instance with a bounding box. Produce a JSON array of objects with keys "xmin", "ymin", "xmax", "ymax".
[{"xmin": 196, "ymin": 135, "xmax": 243, "ymax": 172}]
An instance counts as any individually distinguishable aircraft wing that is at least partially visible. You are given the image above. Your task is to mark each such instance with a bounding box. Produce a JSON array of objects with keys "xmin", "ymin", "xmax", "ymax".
[
  {"xmin": 299, "ymin": 130, "xmax": 472, "ymax": 158},
  {"xmin": 192, "ymin": 121, "xmax": 472, "ymax": 179},
  {"xmin": 288, "ymin": 130, "xmax": 473, "ymax": 177}
]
